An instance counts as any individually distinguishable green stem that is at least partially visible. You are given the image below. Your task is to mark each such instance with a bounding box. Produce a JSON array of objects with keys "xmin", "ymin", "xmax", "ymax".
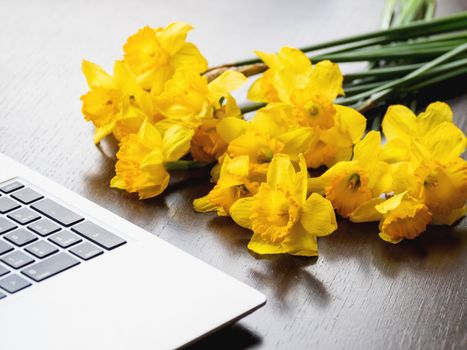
[
  {"xmin": 344, "ymin": 57, "xmax": 467, "ymax": 87},
  {"xmin": 312, "ymin": 43, "xmax": 461, "ymax": 62},
  {"xmin": 345, "ymin": 42, "xmax": 467, "ymax": 110},
  {"xmin": 165, "ymin": 161, "xmax": 210, "ymax": 171},
  {"xmin": 221, "ymin": 12, "xmax": 467, "ymax": 67},
  {"xmin": 240, "ymin": 102, "xmax": 266, "ymax": 114},
  {"xmin": 405, "ymin": 65, "xmax": 467, "ymax": 91},
  {"xmin": 344, "ymin": 62, "xmax": 424, "ymax": 81}
]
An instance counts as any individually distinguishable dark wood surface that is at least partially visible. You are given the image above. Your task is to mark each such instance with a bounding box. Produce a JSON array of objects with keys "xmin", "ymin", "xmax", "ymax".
[{"xmin": 1, "ymin": 1, "xmax": 466, "ymax": 349}]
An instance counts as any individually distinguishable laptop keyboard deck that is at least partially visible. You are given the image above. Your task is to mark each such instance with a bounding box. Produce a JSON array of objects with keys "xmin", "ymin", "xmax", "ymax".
[{"xmin": 0, "ymin": 180, "xmax": 126, "ymax": 299}]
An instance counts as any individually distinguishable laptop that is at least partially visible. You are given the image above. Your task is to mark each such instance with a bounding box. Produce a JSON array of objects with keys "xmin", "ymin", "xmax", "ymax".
[{"xmin": 0, "ymin": 151, "xmax": 266, "ymax": 350}]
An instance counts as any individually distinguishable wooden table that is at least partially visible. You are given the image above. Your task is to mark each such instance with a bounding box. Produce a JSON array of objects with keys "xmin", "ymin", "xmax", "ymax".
[{"xmin": 1, "ymin": 1, "xmax": 466, "ymax": 349}]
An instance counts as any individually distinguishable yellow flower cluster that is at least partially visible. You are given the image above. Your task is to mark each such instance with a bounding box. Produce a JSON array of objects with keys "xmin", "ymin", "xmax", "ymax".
[
  {"xmin": 82, "ymin": 23, "xmax": 466, "ymax": 256},
  {"xmin": 81, "ymin": 22, "xmax": 247, "ymax": 198}
]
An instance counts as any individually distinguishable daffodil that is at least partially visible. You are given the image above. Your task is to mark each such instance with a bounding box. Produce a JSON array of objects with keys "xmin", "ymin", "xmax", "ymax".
[
  {"xmin": 381, "ymin": 101, "xmax": 466, "ymax": 165},
  {"xmin": 308, "ymin": 131, "xmax": 391, "ymax": 218},
  {"xmin": 388, "ymin": 158, "xmax": 467, "ymax": 225},
  {"xmin": 193, "ymin": 155, "xmax": 260, "ymax": 216},
  {"xmin": 154, "ymin": 69, "xmax": 246, "ymax": 127},
  {"xmin": 217, "ymin": 103, "xmax": 316, "ymax": 175},
  {"xmin": 111, "ymin": 119, "xmax": 194, "ymax": 199},
  {"xmin": 230, "ymin": 154, "xmax": 337, "ymax": 256},
  {"xmin": 81, "ymin": 60, "xmax": 146, "ymax": 144},
  {"xmin": 248, "ymin": 46, "xmax": 366, "ymax": 168},
  {"xmin": 351, "ymin": 192, "xmax": 432, "ymax": 244},
  {"xmin": 123, "ymin": 22, "xmax": 207, "ymax": 91},
  {"xmin": 380, "ymin": 101, "xmax": 467, "ymax": 225}
]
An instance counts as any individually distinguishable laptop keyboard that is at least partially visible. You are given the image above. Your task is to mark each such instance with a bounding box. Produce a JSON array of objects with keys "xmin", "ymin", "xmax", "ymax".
[{"xmin": 0, "ymin": 180, "xmax": 126, "ymax": 298}]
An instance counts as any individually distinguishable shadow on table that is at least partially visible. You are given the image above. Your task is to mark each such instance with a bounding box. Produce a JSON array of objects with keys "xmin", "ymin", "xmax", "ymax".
[
  {"xmin": 323, "ymin": 217, "xmax": 467, "ymax": 277},
  {"xmin": 185, "ymin": 323, "xmax": 262, "ymax": 350},
  {"xmin": 207, "ymin": 216, "xmax": 329, "ymax": 310}
]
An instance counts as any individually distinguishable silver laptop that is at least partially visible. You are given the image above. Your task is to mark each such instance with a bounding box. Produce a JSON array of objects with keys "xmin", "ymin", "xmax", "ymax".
[{"xmin": 0, "ymin": 152, "xmax": 266, "ymax": 350}]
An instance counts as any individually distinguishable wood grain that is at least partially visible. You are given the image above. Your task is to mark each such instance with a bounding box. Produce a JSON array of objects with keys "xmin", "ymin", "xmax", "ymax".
[{"xmin": 0, "ymin": 1, "xmax": 466, "ymax": 349}]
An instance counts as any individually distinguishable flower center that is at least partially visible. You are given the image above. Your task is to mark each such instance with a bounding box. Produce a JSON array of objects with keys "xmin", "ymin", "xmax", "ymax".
[
  {"xmin": 300, "ymin": 96, "xmax": 335, "ymax": 129},
  {"xmin": 251, "ymin": 184, "xmax": 300, "ymax": 243},
  {"xmin": 417, "ymin": 160, "xmax": 467, "ymax": 215},
  {"xmin": 325, "ymin": 170, "xmax": 372, "ymax": 218}
]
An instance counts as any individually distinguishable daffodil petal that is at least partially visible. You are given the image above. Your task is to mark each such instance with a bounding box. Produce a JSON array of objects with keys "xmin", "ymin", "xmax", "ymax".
[
  {"xmin": 278, "ymin": 127, "xmax": 316, "ymax": 159},
  {"xmin": 375, "ymin": 192, "xmax": 406, "ymax": 214},
  {"xmin": 379, "ymin": 232, "xmax": 403, "ymax": 244},
  {"xmin": 216, "ymin": 117, "xmax": 248, "ymax": 143},
  {"xmin": 423, "ymin": 122, "xmax": 466, "ymax": 161},
  {"xmin": 158, "ymin": 21, "xmax": 193, "ymax": 55},
  {"xmin": 110, "ymin": 175, "xmax": 126, "ymax": 189},
  {"xmin": 170, "ymin": 42, "xmax": 208, "ymax": 74},
  {"xmin": 208, "ymin": 70, "xmax": 247, "ymax": 98},
  {"xmin": 353, "ymin": 131, "xmax": 381, "ymax": 162},
  {"xmin": 307, "ymin": 161, "xmax": 358, "ymax": 195},
  {"xmin": 82, "ymin": 60, "xmax": 114, "ymax": 88},
  {"xmin": 230, "ymin": 197, "xmax": 254, "ymax": 229},
  {"xmin": 93, "ymin": 122, "xmax": 115, "ymax": 144},
  {"xmin": 416, "ymin": 101, "xmax": 453, "ymax": 135},
  {"xmin": 334, "ymin": 105, "xmax": 366, "ymax": 143},
  {"xmin": 349, "ymin": 197, "xmax": 385, "ymax": 223},
  {"xmin": 382, "ymin": 104, "xmax": 417, "ymax": 141},
  {"xmin": 162, "ymin": 125, "xmax": 194, "ymax": 161},
  {"xmin": 300, "ymin": 193, "xmax": 337, "ymax": 237},
  {"xmin": 267, "ymin": 154, "xmax": 296, "ymax": 191},
  {"xmin": 308, "ymin": 60, "xmax": 343, "ymax": 101},
  {"xmin": 282, "ymin": 224, "xmax": 319, "ymax": 256},
  {"xmin": 193, "ymin": 195, "xmax": 218, "ymax": 213},
  {"xmin": 138, "ymin": 119, "xmax": 162, "ymax": 149}
]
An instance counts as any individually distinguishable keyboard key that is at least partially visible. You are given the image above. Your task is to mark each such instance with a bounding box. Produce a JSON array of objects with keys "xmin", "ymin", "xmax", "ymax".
[
  {"xmin": 0, "ymin": 240, "xmax": 14, "ymax": 255},
  {"xmin": 49, "ymin": 230, "xmax": 81, "ymax": 248},
  {"xmin": 0, "ymin": 291, "xmax": 5, "ymax": 299},
  {"xmin": 0, "ymin": 197, "xmax": 21, "ymax": 214},
  {"xmin": 28, "ymin": 218, "xmax": 61, "ymax": 237},
  {"xmin": 4, "ymin": 228, "xmax": 38, "ymax": 247},
  {"xmin": 69, "ymin": 242, "xmax": 103, "ymax": 261},
  {"xmin": 25, "ymin": 240, "xmax": 58, "ymax": 259},
  {"xmin": 7, "ymin": 207, "xmax": 41, "ymax": 225},
  {"xmin": 1, "ymin": 250, "xmax": 35, "ymax": 269},
  {"xmin": 0, "ymin": 264, "xmax": 10, "ymax": 277},
  {"xmin": 0, "ymin": 274, "xmax": 31, "ymax": 293},
  {"xmin": 31, "ymin": 199, "xmax": 84, "ymax": 227},
  {"xmin": 71, "ymin": 221, "xmax": 126, "ymax": 250},
  {"xmin": 0, "ymin": 182, "xmax": 24, "ymax": 194},
  {"xmin": 21, "ymin": 252, "xmax": 80, "ymax": 282},
  {"xmin": 11, "ymin": 187, "xmax": 43, "ymax": 204},
  {"xmin": 0, "ymin": 217, "xmax": 17, "ymax": 234}
]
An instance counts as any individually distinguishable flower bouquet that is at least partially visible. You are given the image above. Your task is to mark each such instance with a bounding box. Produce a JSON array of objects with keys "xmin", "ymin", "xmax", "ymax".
[{"xmin": 81, "ymin": 0, "xmax": 467, "ymax": 256}]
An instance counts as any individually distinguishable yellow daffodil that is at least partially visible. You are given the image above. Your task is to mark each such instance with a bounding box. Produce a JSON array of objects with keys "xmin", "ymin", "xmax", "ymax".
[
  {"xmin": 380, "ymin": 102, "xmax": 467, "ymax": 225},
  {"xmin": 381, "ymin": 101, "xmax": 466, "ymax": 165},
  {"xmin": 111, "ymin": 119, "xmax": 194, "ymax": 199},
  {"xmin": 304, "ymin": 105, "xmax": 366, "ymax": 168},
  {"xmin": 230, "ymin": 154, "xmax": 337, "ymax": 256},
  {"xmin": 308, "ymin": 131, "xmax": 391, "ymax": 218},
  {"xmin": 248, "ymin": 47, "xmax": 344, "ymax": 104},
  {"xmin": 123, "ymin": 22, "xmax": 207, "ymax": 91},
  {"xmin": 154, "ymin": 69, "xmax": 247, "ymax": 127},
  {"xmin": 193, "ymin": 155, "xmax": 260, "ymax": 216},
  {"xmin": 81, "ymin": 60, "xmax": 147, "ymax": 143},
  {"xmin": 248, "ymin": 46, "xmax": 365, "ymax": 168},
  {"xmin": 190, "ymin": 94, "xmax": 243, "ymax": 163},
  {"xmin": 388, "ymin": 158, "xmax": 467, "ymax": 225},
  {"xmin": 217, "ymin": 104, "xmax": 316, "ymax": 176},
  {"xmin": 351, "ymin": 192, "xmax": 432, "ymax": 244}
]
